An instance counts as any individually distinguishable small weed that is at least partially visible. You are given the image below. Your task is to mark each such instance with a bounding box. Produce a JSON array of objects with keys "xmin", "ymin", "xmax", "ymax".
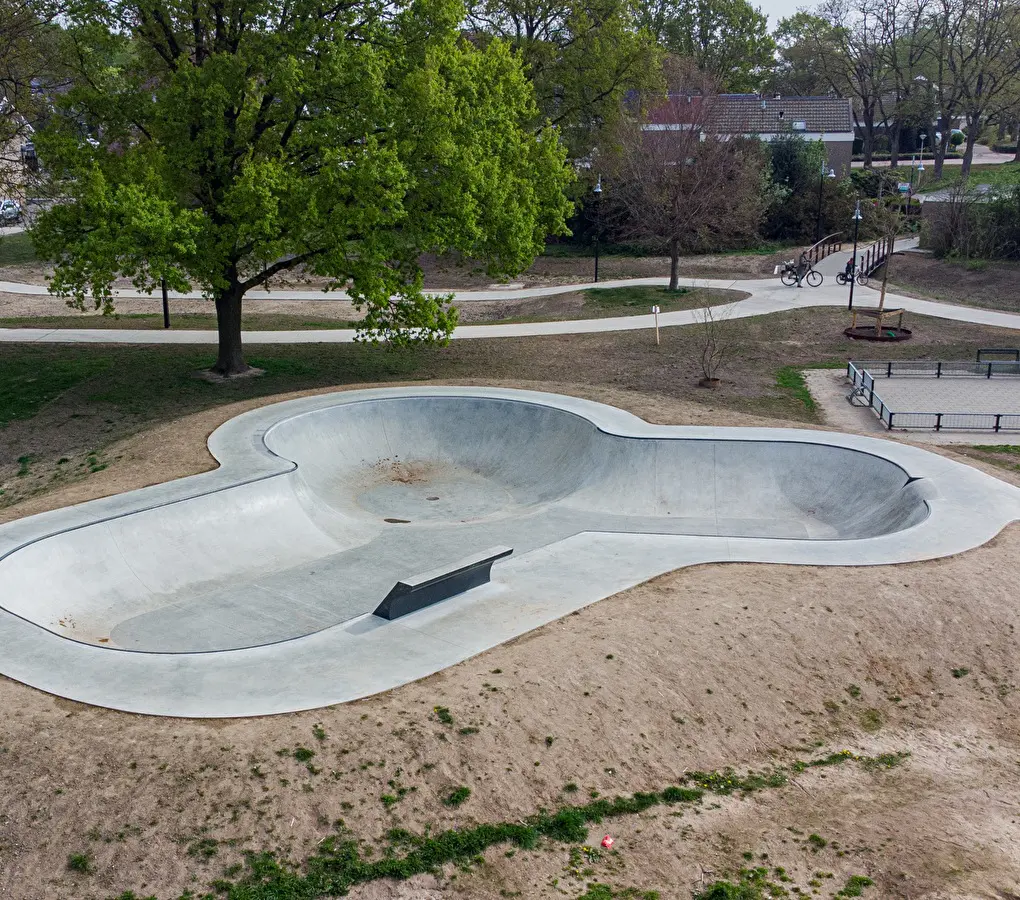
[
  {"xmin": 836, "ymin": 875, "xmax": 875, "ymax": 897},
  {"xmin": 807, "ymin": 833, "xmax": 827, "ymax": 850},
  {"xmin": 67, "ymin": 852, "xmax": 93, "ymax": 874},
  {"xmin": 458, "ymin": 727, "xmax": 479, "ymax": 736},
  {"xmin": 434, "ymin": 706, "xmax": 454, "ymax": 726},
  {"xmin": 187, "ymin": 838, "xmax": 219, "ymax": 859},
  {"xmin": 443, "ymin": 786, "xmax": 471, "ymax": 807},
  {"xmin": 545, "ymin": 736, "xmax": 555, "ymax": 747},
  {"xmin": 564, "ymin": 782, "xmax": 579, "ymax": 793},
  {"xmin": 293, "ymin": 747, "xmax": 315, "ymax": 763},
  {"xmin": 16, "ymin": 455, "xmax": 34, "ymax": 477},
  {"xmin": 951, "ymin": 667, "xmax": 970, "ymax": 678},
  {"xmin": 846, "ymin": 684, "xmax": 862, "ymax": 699},
  {"xmin": 859, "ymin": 708, "xmax": 884, "ymax": 732},
  {"xmin": 312, "ymin": 724, "xmax": 327, "ymax": 741}
]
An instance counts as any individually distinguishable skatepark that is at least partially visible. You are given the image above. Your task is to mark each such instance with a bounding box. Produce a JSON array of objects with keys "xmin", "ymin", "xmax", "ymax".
[{"xmin": 1, "ymin": 386, "xmax": 1018, "ymax": 718}]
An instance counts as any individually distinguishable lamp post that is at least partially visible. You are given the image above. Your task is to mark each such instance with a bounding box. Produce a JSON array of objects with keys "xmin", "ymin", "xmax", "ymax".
[
  {"xmin": 593, "ymin": 175, "xmax": 602, "ymax": 283},
  {"xmin": 815, "ymin": 164, "xmax": 836, "ymax": 243},
  {"xmin": 847, "ymin": 199, "xmax": 863, "ymax": 310}
]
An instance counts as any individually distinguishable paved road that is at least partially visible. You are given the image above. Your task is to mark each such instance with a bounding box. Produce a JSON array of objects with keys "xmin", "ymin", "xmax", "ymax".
[
  {"xmin": 0, "ymin": 239, "xmax": 1016, "ymax": 345},
  {"xmin": 851, "ymin": 144, "xmax": 1016, "ymax": 169}
]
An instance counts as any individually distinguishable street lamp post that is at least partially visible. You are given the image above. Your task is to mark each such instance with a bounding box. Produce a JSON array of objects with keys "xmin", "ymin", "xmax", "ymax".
[
  {"xmin": 593, "ymin": 175, "xmax": 602, "ymax": 283},
  {"xmin": 847, "ymin": 199, "xmax": 863, "ymax": 310},
  {"xmin": 815, "ymin": 164, "xmax": 836, "ymax": 243}
]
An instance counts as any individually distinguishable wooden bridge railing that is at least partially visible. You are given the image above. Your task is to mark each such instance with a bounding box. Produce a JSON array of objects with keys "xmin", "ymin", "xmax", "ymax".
[{"xmin": 805, "ymin": 232, "xmax": 844, "ymax": 266}]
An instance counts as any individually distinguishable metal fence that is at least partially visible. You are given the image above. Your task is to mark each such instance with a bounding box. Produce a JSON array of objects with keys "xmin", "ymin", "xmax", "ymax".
[
  {"xmin": 846, "ymin": 359, "xmax": 1020, "ymax": 432},
  {"xmin": 849, "ymin": 359, "xmax": 1020, "ymax": 379}
]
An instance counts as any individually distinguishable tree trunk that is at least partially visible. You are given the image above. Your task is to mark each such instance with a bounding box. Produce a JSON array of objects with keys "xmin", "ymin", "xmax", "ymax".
[
  {"xmin": 997, "ymin": 120, "xmax": 1007, "ymax": 142},
  {"xmin": 888, "ymin": 121, "xmax": 901, "ymax": 167},
  {"xmin": 961, "ymin": 129, "xmax": 978, "ymax": 179},
  {"xmin": 862, "ymin": 120, "xmax": 875, "ymax": 168},
  {"xmin": 669, "ymin": 239, "xmax": 680, "ymax": 291},
  {"xmin": 875, "ymin": 235, "xmax": 892, "ymax": 337},
  {"xmin": 212, "ymin": 288, "xmax": 250, "ymax": 376}
]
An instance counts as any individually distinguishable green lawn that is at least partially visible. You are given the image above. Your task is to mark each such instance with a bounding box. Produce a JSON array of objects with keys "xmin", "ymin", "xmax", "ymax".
[
  {"xmin": 582, "ymin": 285, "xmax": 733, "ymax": 313},
  {"xmin": 0, "ymin": 232, "xmax": 38, "ymax": 267},
  {"xmin": 891, "ymin": 160, "xmax": 1020, "ymax": 195}
]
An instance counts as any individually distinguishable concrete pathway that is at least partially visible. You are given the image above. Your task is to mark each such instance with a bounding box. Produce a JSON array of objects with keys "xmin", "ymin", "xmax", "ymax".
[{"xmin": 0, "ymin": 239, "xmax": 1017, "ymax": 345}]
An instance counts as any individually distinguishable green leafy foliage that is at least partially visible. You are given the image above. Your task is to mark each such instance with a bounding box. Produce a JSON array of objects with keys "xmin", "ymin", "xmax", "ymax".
[
  {"xmin": 467, "ymin": 0, "xmax": 661, "ymax": 155},
  {"xmin": 639, "ymin": 0, "xmax": 775, "ymax": 93},
  {"xmin": 33, "ymin": 0, "xmax": 572, "ymax": 372}
]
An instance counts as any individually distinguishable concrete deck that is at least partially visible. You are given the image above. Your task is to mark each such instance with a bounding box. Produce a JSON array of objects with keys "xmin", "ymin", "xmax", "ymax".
[{"xmin": 1, "ymin": 387, "xmax": 1018, "ymax": 717}]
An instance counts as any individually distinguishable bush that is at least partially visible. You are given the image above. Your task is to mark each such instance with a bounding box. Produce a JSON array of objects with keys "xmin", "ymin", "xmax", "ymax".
[{"xmin": 993, "ymin": 143, "xmax": 1018, "ymax": 154}]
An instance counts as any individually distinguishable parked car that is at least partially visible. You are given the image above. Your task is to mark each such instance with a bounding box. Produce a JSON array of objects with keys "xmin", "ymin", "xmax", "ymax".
[{"xmin": 0, "ymin": 199, "xmax": 21, "ymax": 225}]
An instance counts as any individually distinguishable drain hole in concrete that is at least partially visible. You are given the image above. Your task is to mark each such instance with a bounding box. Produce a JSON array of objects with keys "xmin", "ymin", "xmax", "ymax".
[
  {"xmin": 384, "ymin": 517, "xmax": 411, "ymax": 524},
  {"xmin": 426, "ymin": 496, "xmax": 440, "ymax": 501}
]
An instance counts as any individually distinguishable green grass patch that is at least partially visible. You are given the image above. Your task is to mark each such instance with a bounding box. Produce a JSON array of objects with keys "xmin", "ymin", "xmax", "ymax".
[
  {"xmin": 66, "ymin": 851, "xmax": 93, "ymax": 874},
  {"xmin": 583, "ymin": 285, "xmax": 693, "ymax": 311},
  {"xmin": 971, "ymin": 445, "xmax": 1020, "ymax": 454},
  {"xmin": 0, "ymin": 353, "xmax": 112, "ymax": 426},
  {"xmin": 0, "ymin": 232, "xmax": 38, "ymax": 266},
  {"xmin": 442, "ymin": 785, "xmax": 471, "ymax": 807},
  {"xmin": 109, "ymin": 750, "xmax": 906, "ymax": 899},
  {"xmin": 774, "ymin": 362, "xmax": 847, "ymax": 416}
]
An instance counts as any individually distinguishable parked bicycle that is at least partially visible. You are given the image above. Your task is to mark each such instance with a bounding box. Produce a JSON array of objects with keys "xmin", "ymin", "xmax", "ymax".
[
  {"xmin": 836, "ymin": 262, "xmax": 869, "ymax": 287},
  {"xmin": 779, "ymin": 259, "xmax": 822, "ymax": 287}
]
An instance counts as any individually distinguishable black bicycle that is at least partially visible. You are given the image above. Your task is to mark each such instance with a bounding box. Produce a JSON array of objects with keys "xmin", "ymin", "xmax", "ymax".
[
  {"xmin": 836, "ymin": 267, "xmax": 869, "ymax": 287},
  {"xmin": 780, "ymin": 260, "xmax": 822, "ymax": 287}
]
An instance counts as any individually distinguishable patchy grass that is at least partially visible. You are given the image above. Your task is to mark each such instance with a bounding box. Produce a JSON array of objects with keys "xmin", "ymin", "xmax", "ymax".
[
  {"xmin": 108, "ymin": 752, "xmax": 902, "ymax": 899},
  {"xmin": 0, "ymin": 353, "xmax": 112, "ymax": 427},
  {"xmin": 0, "ymin": 232, "xmax": 37, "ymax": 266}
]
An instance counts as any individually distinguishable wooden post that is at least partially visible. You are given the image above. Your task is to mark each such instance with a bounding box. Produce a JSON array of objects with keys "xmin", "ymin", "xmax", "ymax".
[{"xmin": 652, "ymin": 305, "xmax": 660, "ymax": 345}]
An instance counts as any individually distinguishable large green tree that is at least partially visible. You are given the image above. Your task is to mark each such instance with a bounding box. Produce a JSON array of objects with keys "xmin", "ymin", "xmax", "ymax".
[
  {"xmin": 637, "ymin": 0, "xmax": 775, "ymax": 93},
  {"xmin": 32, "ymin": 0, "xmax": 572, "ymax": 375},
  {"xmin": 466, "ymin": 0, "xmax": 660, "ymax": 156},
  {"xmin": 769, "ymin": 12, "xmax": 838, "ymax": 97}
]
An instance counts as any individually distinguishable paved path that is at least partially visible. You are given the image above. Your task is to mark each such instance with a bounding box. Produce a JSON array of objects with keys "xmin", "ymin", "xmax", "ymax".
[
  {"xmin": 0, "ymin": 239, "xmax": 1017, "ymax": 345},
  {"xmin": 851, "ymin": 144, "xmax": 1017, "ymax": 169}
]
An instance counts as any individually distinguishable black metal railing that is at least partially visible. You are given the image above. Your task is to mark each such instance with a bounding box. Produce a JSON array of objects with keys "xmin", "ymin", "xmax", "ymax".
[{"xmin": 845, "ymin": 360, "xmax": 1020, "ymax": 432}]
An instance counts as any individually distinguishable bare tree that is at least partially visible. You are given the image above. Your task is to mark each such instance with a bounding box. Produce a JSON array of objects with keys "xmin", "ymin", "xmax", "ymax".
[
  {"xmin": 606, "ymin": 79, "xmax": 766, "ymax": 290},
  {"xmin": 694, "ymin": 303, "xmax": 731, "ymax": 385},
  {"xmin": 924, "ymin": 0, "xmax": 1020, "ymax": 178},
  {"xmin": 817, "ymin": 0, "xmax": 891, "ymax": 168}
]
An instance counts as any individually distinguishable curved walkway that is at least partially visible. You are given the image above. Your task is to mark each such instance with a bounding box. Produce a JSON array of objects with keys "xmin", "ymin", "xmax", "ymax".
[{"xmin": 1, "ymin": 241, "xmax": 1018, "ymax": 344}]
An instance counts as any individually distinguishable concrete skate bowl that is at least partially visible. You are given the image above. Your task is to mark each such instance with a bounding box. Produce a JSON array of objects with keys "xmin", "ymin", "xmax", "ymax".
[
  {"xmin": 265, "ymin": 396, "xmax": 929, "ymax": 540},
  {"xmin": 0, "ymin": 386, "xmax": 1017, "ymax": 718}
]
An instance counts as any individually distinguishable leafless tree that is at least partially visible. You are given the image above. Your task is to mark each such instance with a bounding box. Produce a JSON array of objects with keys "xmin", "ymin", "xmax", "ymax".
[
  {"xmin": 605, "ymin": 76, "xmax": 766, "ymax": 290},
  {"xmin": 924, "ymin": 0, "xmax": 1020, "ymax": 178},
  {"xmin": 694, "ymin": 303, "xmax": 731, "ymax": 384}
]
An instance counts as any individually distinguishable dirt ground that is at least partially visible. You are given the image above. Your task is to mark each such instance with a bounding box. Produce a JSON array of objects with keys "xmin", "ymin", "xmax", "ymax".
[
  {"xmin": 0, "ymin": 248, "xmax": 792, "ymax": 293},
  {"xmin": 1, "ymin": 382, "xmax": 1020, "ymax": 899},
  {"xmin": 0, "ymin": 287, "xmax": 745, "ymax": 327},
  {"xmin": 882, "ymin": 254, "xmax": 1020, "ymax": 312},
  {"xmin": 3, "ymin": 307, "xmax": 1018, "ymax": 514}
]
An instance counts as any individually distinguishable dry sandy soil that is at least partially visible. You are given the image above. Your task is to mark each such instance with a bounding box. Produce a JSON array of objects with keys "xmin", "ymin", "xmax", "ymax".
[{"xmin": 1, "ymin": 381, "xmax": 1020, "ymax": 900}]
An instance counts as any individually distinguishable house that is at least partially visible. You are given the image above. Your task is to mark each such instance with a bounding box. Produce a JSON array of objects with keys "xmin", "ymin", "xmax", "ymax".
[{"xmin": 644, "ymin": 94, "xmax": 855, "ymax": 176}]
